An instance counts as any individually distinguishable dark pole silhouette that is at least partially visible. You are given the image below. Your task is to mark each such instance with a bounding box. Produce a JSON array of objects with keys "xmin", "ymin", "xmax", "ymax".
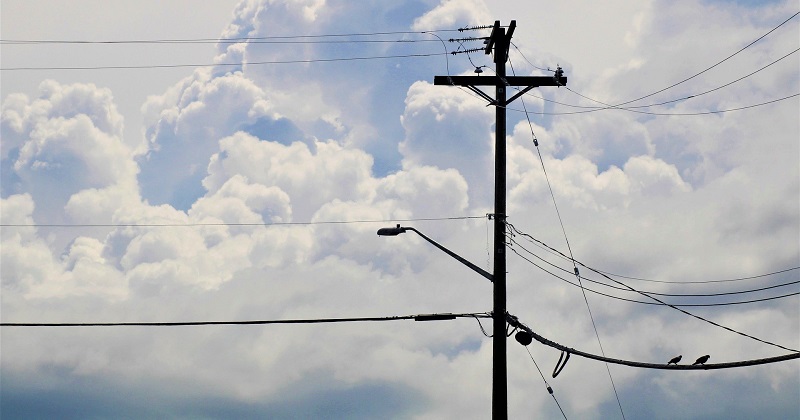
[{"xmin": 431, "ymin": 20, "xmax": 566, "ymax": 419}]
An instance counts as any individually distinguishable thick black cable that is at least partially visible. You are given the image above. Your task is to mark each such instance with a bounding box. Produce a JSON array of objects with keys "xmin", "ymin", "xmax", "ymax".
[
  {"xmin": 509, "ymin": 316, "xmax": 800, "ymax": 370},
  {"xmin": 507, "ymin": 223, "xmax": 800, "ymax": 353},
  {"xmin": 0, "ymin": 312, "xmax": 491, "ymax": 327},
  {"xmin": 509, "ymin": 319, "xmax": 800, "ymax": 370}
]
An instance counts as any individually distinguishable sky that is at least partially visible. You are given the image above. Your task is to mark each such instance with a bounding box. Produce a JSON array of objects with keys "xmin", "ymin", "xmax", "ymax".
[{"xmin": 1, "ymin": 0, "xmax": 799, "ymax": 418}]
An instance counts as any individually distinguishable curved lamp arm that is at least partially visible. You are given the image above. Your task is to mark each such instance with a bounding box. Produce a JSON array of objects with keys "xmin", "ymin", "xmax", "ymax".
[{"xmin": 377, "ymin": 225, "xmax": 493, "ymax": 283}]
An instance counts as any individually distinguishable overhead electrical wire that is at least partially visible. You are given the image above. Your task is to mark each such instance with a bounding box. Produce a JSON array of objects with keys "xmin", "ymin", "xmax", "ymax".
[
  {"xmin": 506, "ymin": 244, "xmax": 799, "ymax": 307},
  {"xmin": 0, "ymin": 28, "xmax": 466, "ymax": 71},
  {"xmin": 506, "ymin": 223, "xmax": 800, "ymax": 353},
  {"xmin": 524, "ymin": 47, "xmax": 799, "ymax": 114},
  {"xmin": 447, "ymin": 56, "xmax": 798, "ymax": 117},
  {"xmin": 506, "ymin": 235, "xmax": 800, "ymax": 299},
  {"xmin": 507, "ymin": 315, "xmax": 800, "ymax": 370},
  {"xmin": 505, "ymin": 12, "xmax": 799, "ymax": 116},
  {"xmin": 0, "ymin": 38, "xmax": 439, "ymax": 46},
  {"xmin": 598, "ymin": 266, "xmax": 800, "ymax": 285},
  {"xmin": 507, "ymin": 58, "xmax": 627, "ymax": 420},
  {"xmin": 0, "ymin": 312, "xmax": 491, "ymax": 327},
  {"xmin": 0, "ymin": 51, "xmax": 449, "ymax": 71},
  {"xmin": 508, "ymin": 226, "xmax": 799, "ymax": 285},
  {"xmin": 0, "ymin": 215, "xmax": 486, "ymax": 228},
  {"xmin": 522, "ymin": 346, "xmax": 569, "ymax": 419},
  {"xmin": 534, "ymin": 93, "xmax": 799, "ymax": 116},
  {"xmin": 0, "ymin": 29, "xmax": 465, "ymax": 45},
  {"xmin": 610, "ymin": 10, "xmax": 800, "ymax": 108}
]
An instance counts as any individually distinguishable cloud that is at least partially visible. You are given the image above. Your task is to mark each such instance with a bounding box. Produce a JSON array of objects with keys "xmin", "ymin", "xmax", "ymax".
[
  {"xmin": 139, "ymin": 70, "xmax": 304, "ymax": 209},
  {"xmin": 1, "ymin": 80, "xmax": 139, "ymax": 232},
  {"xmin": 2, "ymin": 0, "xmax": 798, "ymax": 419}
]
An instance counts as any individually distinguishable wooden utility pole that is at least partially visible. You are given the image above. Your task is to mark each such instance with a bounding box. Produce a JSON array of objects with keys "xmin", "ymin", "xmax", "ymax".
[{"xmin": 433, "ymin": 20, "xmax": 566, "ymax": 419}]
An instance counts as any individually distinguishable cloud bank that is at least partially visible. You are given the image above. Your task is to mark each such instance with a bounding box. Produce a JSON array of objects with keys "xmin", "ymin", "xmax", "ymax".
[{"xmin": 2, "ymin": 0, "xmax": 798, "ymax": 418}]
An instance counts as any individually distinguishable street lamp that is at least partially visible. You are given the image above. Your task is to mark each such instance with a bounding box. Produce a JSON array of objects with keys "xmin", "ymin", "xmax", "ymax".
[
  {"xmin": 378, "ymin": 223, "xmax": 500, "ymax": 412},
  {"xmin": 376, "ymin": 224, "xmax": 493, "ymax": 282}
]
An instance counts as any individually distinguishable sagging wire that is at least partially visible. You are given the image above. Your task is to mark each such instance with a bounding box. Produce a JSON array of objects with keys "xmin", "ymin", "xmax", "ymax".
[
  {"xmin": 506, "ymin": 221, "xmax": 800, "ymax": 286},
  {"xmin": 507, "ymin": 234, "xmax": 800, "ymax": 299},
  {"xmin": 509, "ymin": 314, "xmax": 800, "ymax": 369},
  {"xmin": 474, "ymin": 314, "xmax": 493, "ymax": 337},
  {"xmin": 506, "ymin": 222, "xmax": 800, "ymax": 353}
]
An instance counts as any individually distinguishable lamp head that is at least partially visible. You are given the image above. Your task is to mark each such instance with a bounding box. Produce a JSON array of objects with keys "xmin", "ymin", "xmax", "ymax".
[{"xmin": 377, "ymin": 224, "xmax": 407, "ymax": 236}]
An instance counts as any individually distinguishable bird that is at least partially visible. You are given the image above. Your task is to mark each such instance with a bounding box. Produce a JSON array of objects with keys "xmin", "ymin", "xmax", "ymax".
[
  {"xmin": 692, "ymin": 355, "xmax": 710, "ymax": 365},
  {"xmin": 667, "ymin": 355, "xmax": 682, "ymax": 365}
]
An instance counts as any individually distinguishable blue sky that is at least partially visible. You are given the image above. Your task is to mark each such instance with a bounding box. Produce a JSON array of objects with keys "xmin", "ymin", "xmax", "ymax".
[{"xmin": 2, "ymin": 0, "xmax": 799, "ymax": 418}]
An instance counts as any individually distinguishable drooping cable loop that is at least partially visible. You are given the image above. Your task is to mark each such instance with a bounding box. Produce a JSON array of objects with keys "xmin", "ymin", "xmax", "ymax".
[{"xmin": 552, "ymin": 350, "xmax": 571, "ymax": 378}]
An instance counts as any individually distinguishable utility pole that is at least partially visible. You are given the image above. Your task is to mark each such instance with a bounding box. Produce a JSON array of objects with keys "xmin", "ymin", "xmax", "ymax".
[{"xmin": 433, "ymin": 20, "xmax": 566, "ymax": 419}]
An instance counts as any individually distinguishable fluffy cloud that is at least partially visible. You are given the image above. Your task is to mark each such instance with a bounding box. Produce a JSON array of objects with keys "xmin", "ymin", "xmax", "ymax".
[
  {"xmin": 2, "ymin": 0, "xmax": 798, "ymax": 419},
  {"xmin": 1, "ymin": 81, "xmax": 138, "ymax": 222}
]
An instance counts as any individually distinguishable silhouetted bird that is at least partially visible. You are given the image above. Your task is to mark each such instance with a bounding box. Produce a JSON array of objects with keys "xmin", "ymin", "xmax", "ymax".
[
  {"xmin": 692, "ymin": 355, "xmax": 710, "ymax": 365},
  {"xmin": 667, "ymin": 355, "xmax": 682, "ymax": 365}
]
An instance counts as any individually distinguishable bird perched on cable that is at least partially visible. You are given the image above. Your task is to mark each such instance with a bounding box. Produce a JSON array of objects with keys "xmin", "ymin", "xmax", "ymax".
[
  {"xmin": 692, "ymin": 355, "xmax": 710, "ymax": 365},
  {"xmin": 667, "ymin": 355, "xmax": 682, "ymax": 365}
]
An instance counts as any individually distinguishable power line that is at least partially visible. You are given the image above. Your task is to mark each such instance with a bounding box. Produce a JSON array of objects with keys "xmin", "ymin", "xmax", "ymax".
[
  {"xmin": 0, "ymin": 51, "xmax": 448, "ymax": 71},
  {"xmin": 504, "ymin": 14, "xmax": 799, "ymax": 116},
  {"xmin": 545, "ymin": 93, "xmax": 800, "ymax": 116},
  {"xmin": 507, "ymin": 58, "xmax": 626, "ymax": 420},
  {"xmin": 507, "ymin": 223, "xmax": 800, "ymax": 353},
  {"xmin": 596, "ymin": 267, "xmax": 800, "ymax": 285},
  {"xmin": 0, "ymin": 215, "xmax": 486, "ymax": 228},
  {"xmin": 522, "ymin": 346, "xmax": 569, "ymax": 419},
  {"xmin": 611, "ymin": 10, "xmax": 800, "ymax": 108},
  {"xmin": 0, "ymin": 38, "xmax": 439, "ymax": 46},
  {"xmin": 0, "ymin": 29, "xmax": 464, "ymax": 44},
  {"xmin": 434, "ymin": 41, "xmax": 797, "ymax": 118},
  {"xmin": 0, "ymin": 312, "xmax": 491, "ymax": 327},
  {"xmin": 508, "ymin": 243, "xmax": 799, "ymax": 306},
  {"xmin": 507, "ymin": 236, "xmax": 800, "ymax": 299},
  {"xmin": 508, "ymin": 314, "xmax": 800, "ymax": 370},
  {"xmin": 544, "ymin": 47, "xmax": 799, "ymax": 113},
  {"xmin": 508, "ymin": 225, "xmax": 799, "ymax": 284}
]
